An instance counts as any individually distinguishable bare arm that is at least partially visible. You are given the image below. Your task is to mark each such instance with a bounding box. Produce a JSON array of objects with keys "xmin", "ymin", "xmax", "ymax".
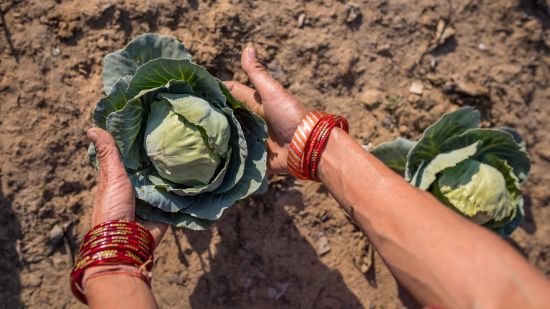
[
  {"xmin": 227, "ymin": 46, "xmax": 550, "ymax": 308},
  {"xmin": 319, "ymin": 128, "xmax": 550, "ymax": 308}
]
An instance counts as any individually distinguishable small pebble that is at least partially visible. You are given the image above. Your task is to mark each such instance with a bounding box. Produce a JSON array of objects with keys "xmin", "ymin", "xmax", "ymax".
[
  {"xmin": 316, "ymin": 233, "xmax": 331, "ymax": 256},
  {"xmin": 409, "ymin": 81, "xmax": 423, "ymax": 95},
  {"xmin": 49, "ymin": 225, "xmax": 64, "ymax": 247},
  {"xmin": 298, "ymin": 13, "xmax": 306, "ymax": 28}
]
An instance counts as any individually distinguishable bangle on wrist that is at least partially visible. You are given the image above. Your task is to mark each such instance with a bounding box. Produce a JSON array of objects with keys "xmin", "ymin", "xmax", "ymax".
[
  {"xmin": 70, "ymin": 220, "xmax": 155, "ymax": 304},
  {"xmin": 287, "ymin": 111, "xmax": 349, "ymax": 181}
]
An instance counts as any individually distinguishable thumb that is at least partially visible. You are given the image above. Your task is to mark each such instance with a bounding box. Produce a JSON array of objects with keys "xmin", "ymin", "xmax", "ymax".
[
  {"xmin": 87, "ymin": 128, "xmax": 134, "ymax": 225},
  {"xmin": 241, "ymin": 45, "xmax": 286, "ymax": 98},
  {"xmin": 87, "ymin": 128, "xmax": 126, "ymax": 178}
]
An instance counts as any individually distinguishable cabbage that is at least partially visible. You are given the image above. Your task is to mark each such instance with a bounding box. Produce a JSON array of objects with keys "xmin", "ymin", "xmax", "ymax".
[
  {"xmin": 89, "ymin": 34, "xmax": 268, "ymax": 230},
  {"xmin": 370, "ymin": 107, "xmax": 530, "ymax": 236}
]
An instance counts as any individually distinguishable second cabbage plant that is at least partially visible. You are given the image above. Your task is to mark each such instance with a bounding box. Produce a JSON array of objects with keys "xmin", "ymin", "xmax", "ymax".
[{"xmin": 370, "ymin": 107, "xmax": 530, "ymax": 236}]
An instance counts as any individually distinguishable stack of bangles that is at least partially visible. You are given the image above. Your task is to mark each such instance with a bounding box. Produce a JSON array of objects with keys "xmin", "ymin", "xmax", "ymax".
[
  {"xmin": 70, "ymin": 220, "xmax": 155, "ymax": 304},
  {"xmin": 288, "ymin": 111, "xmax": 349, "ymax": 181}
]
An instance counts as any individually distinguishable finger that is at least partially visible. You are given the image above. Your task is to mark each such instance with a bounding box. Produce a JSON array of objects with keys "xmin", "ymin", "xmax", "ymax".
[
  {"xmin": 87, "ymin": 128, "xmax": 134, "ymax": 223},
  {"xmin": 87, "ymin": 128, "xmax": 127, "ymax": 180},
  {"xmin": 224, "ymin": 81, "xmax": 265, "ymax": 118},
  {"xmin": 241, "ymin": 46, "xmax": 287, "ymax": 98},
  {"xmin": 139, "ymin": 220, "xmax": 168, "ymax": 248}
]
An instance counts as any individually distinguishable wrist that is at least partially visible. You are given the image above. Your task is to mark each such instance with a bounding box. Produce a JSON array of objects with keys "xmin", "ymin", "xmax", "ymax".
[
  {"xmin": 286, "ymin": 112, "xmax": 349, "ymax": 180},
  {"xmin": 82, "ymin": 264, "xmax": 149, "ymax": 289},
  {"xmin": 318, "ymin": 127, "xmax": 345, "ymax": 181},
  {"xmin": 70, "ymin": 220, "xmax": 155, "ymax": 304},
  {"xmin": 85, "ymin": 268, "xmax": 154, "ymax": 308}
]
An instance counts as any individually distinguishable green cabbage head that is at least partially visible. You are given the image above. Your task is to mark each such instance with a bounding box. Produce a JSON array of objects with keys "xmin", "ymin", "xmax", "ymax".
[
  {"xmin": 89, "ymin": 34, "xmax": 268, "ymax": 230},
  {"xmin": 370, "ymin": 107, "xmax": 530, "ymax": 236}
]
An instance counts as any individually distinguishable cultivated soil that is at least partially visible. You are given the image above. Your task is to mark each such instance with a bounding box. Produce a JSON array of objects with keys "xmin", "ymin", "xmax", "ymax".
[{"xmin": 1, "ymin": 0, "xmax": 549, "ymax": 308}]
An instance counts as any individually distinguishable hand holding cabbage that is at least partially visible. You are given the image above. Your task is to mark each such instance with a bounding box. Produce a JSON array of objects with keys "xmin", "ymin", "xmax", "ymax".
[{"xmin": 89, "ymin": 34, "xmax": 268, "ymax": 230}]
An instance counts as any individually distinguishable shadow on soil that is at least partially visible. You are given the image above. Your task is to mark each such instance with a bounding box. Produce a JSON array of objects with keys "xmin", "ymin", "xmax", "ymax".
[
  {"xmin": 0, "ymin": 174, "xmax": 23, "ymax": 308},
  {"xmin": 186, "ymin": 181, "xmax": 364, "ymax": 308}
]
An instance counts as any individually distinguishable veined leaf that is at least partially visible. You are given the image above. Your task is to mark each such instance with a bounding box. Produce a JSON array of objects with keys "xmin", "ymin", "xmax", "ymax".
[
  {"xmin": 105, "ymin": 98, "xmax": 143, "ymax": 170},
  {"xmin": 440, "ymin": 128, "xmax": 530, "ymax": 184},
  {"xmin": 93, "ymin": 75, "xmax": 132, "ymax": 128},
  {"xmin": 103, "ymin": 34, "xmax": 192, "ymax": 94},
  {"xmin": 127, "ymin": 58, "xmax": 226, "ymax": 107},
  {"xmin": 405, "ymin": 107, "xmax": 480, "ymax": 180},
  {"xmin": 412, "ymin": 141, "xmax": 480, "ymax": 190},
  {"xmin": 135, "ymin": 200, "xmax": 211, "ymax": 230}
]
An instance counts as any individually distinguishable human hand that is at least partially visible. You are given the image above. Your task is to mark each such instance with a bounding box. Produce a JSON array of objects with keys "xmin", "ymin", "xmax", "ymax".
[
  {"xmin": 225, "ymin": 46, "xmax": 307, "ymax": 174},
  {"xmin": 87, "ymin": 128, "xmax": 167, "ymax": 247}
]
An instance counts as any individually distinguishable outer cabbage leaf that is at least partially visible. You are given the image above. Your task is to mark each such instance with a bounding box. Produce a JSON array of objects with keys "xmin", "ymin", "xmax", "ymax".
[
  {"xmin": 498, "ymin": 127, "xmax": 525, "ymax": 149},
  {"xmin": 103, "ymin": 34, "xmax": 192, "ymax": 94},
  {"xmin": 93, "ymin": 75, "xmax": 132, "ymax": 129},
  {"xmin": 220, "ymin": 82, "xmax": 269, "ymax": 142},
  {"xmin": 135, "ymin": 200, "xmax": 211, "ymax": 230},
  {"xmin": 439, "ymin": 128, "xmax": 530, "ymax": 183},
  {"xmin": 213, "ymin": 108, "xmax": 248, "ymax": 193},
  {"xmin": 412, "ymin": 141, "xmax": 480, "ymax": 190},
  {"xmin": 105, "ymin": 98, "xmax": 143, "ymax": 170},
  {"xmin": 131, "ymin": 169, "xmax": 194, "ymax": 213},
  {"xmin": 370, "ymin": 137, "xmax": 415, "ymax": 176},
  {"xmin": 405, "ymin": 107, "xmax": 480, "ymax": 180},
  {"xmin": 127, "ymin": 58, "xmax": 226, "ymax": 107}
]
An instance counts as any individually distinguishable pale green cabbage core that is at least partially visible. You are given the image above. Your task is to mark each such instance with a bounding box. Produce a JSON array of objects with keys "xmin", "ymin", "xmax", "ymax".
[
  {"xmin": 437, "ymin": 159, "xmax": 515, "ymax": 224},
  {"xmin": 144, "ymin": 98, "xmax": 230, "ymax": 186}
]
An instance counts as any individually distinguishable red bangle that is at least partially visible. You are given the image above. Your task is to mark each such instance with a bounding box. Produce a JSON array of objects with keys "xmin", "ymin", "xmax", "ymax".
[
  {"xmin": 288, "ymin": 112, "xmax": 349, "ymax": 181},
  {"xmin": 82, "ymin": 233, "xmax": 153, "ymax": 253},
  {"xmin": 288, "ymin": 111, "xmax": 329, "ymax": 179},
  {"xmin": 70, "ymin": 220, "xmax": 155, "ymax": 304},
  {"xmin": 309, "ymin": 115, "xmax": 348, "ymax": 180}
]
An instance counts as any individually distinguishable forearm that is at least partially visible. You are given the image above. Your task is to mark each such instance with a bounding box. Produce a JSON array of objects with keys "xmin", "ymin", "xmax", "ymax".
[
  {"xmin": 85, "ymin": 267, "xmax": 157, "ymax": 309},
  {"xmin": 319, "ymin": 128, "xmax": 550, "ymax": 308}
]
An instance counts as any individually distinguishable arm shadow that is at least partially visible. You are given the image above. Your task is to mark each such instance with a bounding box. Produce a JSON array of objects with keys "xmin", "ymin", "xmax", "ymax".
[{"xmin": 185, "ymin": 178, "xmax": 364, "ymax": 308}]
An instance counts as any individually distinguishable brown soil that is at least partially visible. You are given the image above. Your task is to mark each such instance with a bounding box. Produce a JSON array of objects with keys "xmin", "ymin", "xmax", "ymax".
[{"xmin": 1, "ymin": 0, "xmax": 549, "ymax": 308}]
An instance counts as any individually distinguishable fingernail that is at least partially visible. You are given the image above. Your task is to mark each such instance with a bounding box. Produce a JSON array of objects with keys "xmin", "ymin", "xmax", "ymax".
[
  {"xmin": 87, "ymin": 128, "xmax": 99, "ymax": 142},
  {"xmin": 247, "ymin": 46, "xmax": 256, "ymax": 59}
]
